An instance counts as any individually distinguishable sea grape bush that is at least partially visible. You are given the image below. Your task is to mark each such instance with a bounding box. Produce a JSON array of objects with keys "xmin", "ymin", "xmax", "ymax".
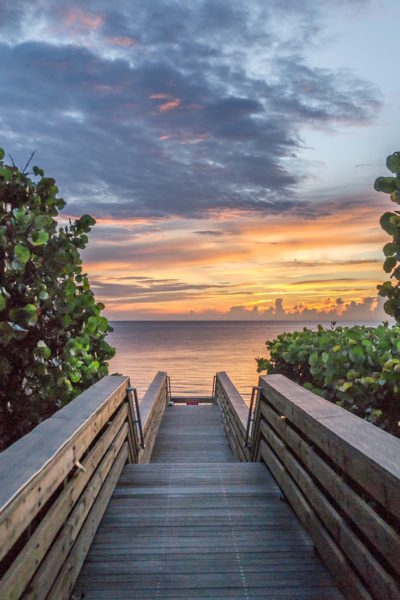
[
  {"xmin": 257, "ymin": 324, "xmax": 400, "ymax": 436},
  {"xmin": 257, "ymin": 151, "xmax": 400, "ymax": 437},
  {"xmin": 0, "ymin": 149, "xmax": 115, "ymax": 450},
  {"xmin": 375, "ymin": 151, "xmax": 400, "ymax": 320}
]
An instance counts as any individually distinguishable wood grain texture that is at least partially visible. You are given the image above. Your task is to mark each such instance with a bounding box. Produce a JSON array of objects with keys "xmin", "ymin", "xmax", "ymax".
[
  {"xmin": 150, "ymin": 404, "xmax": 235, "ymax": 463},
  {"xmin": 0, "ymin": 405, "xmax": 128, "ymax": 600},
  {"xmin": 253, "ymin": 374, "xmax": 400, "ymax": 600},
  {"xmin": 73, "ymin": 461, "xmax": 343, "ymax": 599},
  {"xmin": 0, "ymin": 375, "xmax": 129, "ymax": 562},
  {"xmin": 259, "ymin": 374, "xmax": 400, "ymax": 517},
  {"xmin": 215, "ymin": 371, "xmax": 250, "ymax": 461},
  {"xmin": 137, "ymin": 371, "xmax": 168, "ymax": 463}
]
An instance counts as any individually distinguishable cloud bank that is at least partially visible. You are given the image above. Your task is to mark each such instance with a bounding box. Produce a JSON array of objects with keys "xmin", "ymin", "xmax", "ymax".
[{"xmin": 0, "ymin": 0, "xmax": 380, "ymax": 220}]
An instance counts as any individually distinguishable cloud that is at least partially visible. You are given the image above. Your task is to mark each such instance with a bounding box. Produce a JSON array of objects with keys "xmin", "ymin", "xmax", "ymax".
[{"xmin": 0, "ymin": 0, "xmax": 381, "ymax": 220}]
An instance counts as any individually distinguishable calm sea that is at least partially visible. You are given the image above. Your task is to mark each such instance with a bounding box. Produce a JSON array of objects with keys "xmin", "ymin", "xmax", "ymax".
[{"xmin": 107, "ymin": 320, "xmax": 378, "ymax": 404}]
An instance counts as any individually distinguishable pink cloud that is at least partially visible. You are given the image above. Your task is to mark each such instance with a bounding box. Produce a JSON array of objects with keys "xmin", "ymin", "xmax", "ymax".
[
  {"xmin": 107, "ymin": 36, "xmax": 138, "ymax": 47},
  {"xmin": 149, "ymin": 93, "xmax": 169, "ymax": 99},
  {"xmin": 63, "ymin": 8, "xmax": 105, "ymax": 31},
  {"xmin": 159, "ymin": 98, "xmax": 181, "ymax": 112}
]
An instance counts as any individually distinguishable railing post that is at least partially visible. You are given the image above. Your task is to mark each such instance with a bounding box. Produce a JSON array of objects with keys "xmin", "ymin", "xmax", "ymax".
[
  {"xmin": 212, "ymin": 375, "xmax": 217, "ymax": 402},
  {"xmin": 167, "ymin": 376, "xmax": 174, "ymax": 406},
  {"xmin": 127, "ymin": 387, "xmax": 145, "ymax": 449},
  {"xmin": 245, "ymin": 386, "xmax": 261, "ymax": 449}
]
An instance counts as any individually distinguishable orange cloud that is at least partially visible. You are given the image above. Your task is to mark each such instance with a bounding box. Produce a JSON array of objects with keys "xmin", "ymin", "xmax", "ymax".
[
  {"xmin": 63, "ymin": 8, "xmax": 105, "ymax": 30},
  {"xmin": 149, "ymin": 93, "xmax": 169, "ymax": 99},
  {"xmin": 159, "ymin": 98, "xmax": 181, "ymax": 112},
  {"xmin": 107, "ymin": 36, "xmax": 138, "ymax": 47}
]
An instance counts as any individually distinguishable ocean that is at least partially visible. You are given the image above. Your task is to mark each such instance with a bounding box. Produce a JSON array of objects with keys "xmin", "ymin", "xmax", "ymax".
[{"xmin": 107, "ymin": 320, "xmax": 378, "ymax": 403}]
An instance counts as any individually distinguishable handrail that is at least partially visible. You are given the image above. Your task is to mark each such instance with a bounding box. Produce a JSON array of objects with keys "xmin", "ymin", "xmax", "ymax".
[
  {"xmin": 0, "ymin": 375, "xmax": 131, "ymax": 600},
  {"xmin": 214, "ymin": 372, "xmax": 250, "ymax": 461},
  {"xmin": 136, "ymin": 371, "xmax": 169, "ymax": 463},
  {"xmin": 244, "ymin": 385, "xmax": 261, "ymax": 448},
  {"xmin": 127, "ymin": 387, "xmax": 145, "ymax": 449},
  {"xmin": 0, "ymin": 371, "xmax": 170, "ymax": 599},
  {"xmin": 251, "ymin": 374, "xmax": 400, "ymax": 600}
]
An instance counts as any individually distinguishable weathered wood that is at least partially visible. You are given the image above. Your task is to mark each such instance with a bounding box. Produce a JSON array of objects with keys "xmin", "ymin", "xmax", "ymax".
[
  {"xmin": 137, "ymin": 371, "xmax": 168, "ymax": 463},
  {"xmin": 0, "ymin": 404, "xmax": 128, "ymax": 600},
  {"xmin": 252, "ymin": 374, "xmax": 400, "ymax": 600},
  {"xmin": 150, "ymin": 405, "xmax": 234, "ymax": 463},
  {"xmin": 259, "ymin": 375, "xmax": 400, "ymax": 517},
  {"xmin": 261, "ymin": 420, "xmax": 400, "ymax": 600},
  {"xmin": 0, "ymin": 375, "xmax": 129, "ymax": 561},
  {"xmin": 214, "ymin": 372, "xmax": 250, "ymax": 461},
  {"xmin": 73, "ymin": 461, "xmax": 343, "ymax": 599},
  {"xmin": 259, "ymin": 439, "xmax": 371, "ymax": 600},
  {"xmin": 48, "ymin": 443, "xmax": 128, "ymax": 600},
  {"xmin": 260, "ymin": 401, "xmax": 400, "ymax": 577},
  {"xmin": 23, "ymin": 425, "xmax": 128, "ymax": 600}
]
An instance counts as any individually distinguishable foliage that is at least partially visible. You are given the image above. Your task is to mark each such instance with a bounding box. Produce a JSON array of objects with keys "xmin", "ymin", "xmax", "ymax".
[
  {"xmin": 256, "ymin": 152, "xmax": 400, "ymax": 437},
  {"xmin": 257, "ymin": 323, "xmax": 400, "ymax": 436},
  {"xmin": 0, "ymin": 148, "xmax": 115, "ymax": 450},
  {"xmin": 375, "ymin": 151, "xmax": 400, "ymax": 320}
]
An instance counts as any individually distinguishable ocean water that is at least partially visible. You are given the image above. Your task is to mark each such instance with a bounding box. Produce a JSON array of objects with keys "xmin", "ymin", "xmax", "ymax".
[{"xmin": 107, "ymin": 320, "xmax": 378, "ymax": 403}]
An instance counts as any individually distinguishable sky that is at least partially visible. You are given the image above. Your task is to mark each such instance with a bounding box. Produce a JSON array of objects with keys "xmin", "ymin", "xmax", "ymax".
[{"xmin": 0, "ymin": 0, "xmax": 398, "ymax": 320}]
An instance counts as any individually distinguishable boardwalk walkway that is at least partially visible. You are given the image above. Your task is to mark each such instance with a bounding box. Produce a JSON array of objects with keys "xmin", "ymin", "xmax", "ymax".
[{"xmin": 73, "ymin": 404, "xmax": 343, "ymax": 599}]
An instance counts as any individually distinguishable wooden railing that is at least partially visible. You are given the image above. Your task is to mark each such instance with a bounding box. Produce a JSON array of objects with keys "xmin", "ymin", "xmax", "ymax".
[
  {"xmin": 136, "ymin": 371, "xmax": 169, "ymax": 463},
  {"xmin": 0, "ymin": 371, "xmax": 169, "ymax": 600},
  {"xmin": 214, "ymin": 372, "xmax": 250, "ymax": 462},
  {"xmin": 251, "ymin": 374, "xmax": 400, "ymax": 600}
]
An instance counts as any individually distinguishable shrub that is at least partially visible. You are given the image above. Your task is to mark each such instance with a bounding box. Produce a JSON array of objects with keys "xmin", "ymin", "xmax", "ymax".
[
  {"xmin": 0, "ymin": 149, "xmax": 115, "ymax": 450},
  {"xmin": 375, "ymin": 151, "xmax": 400, "ymax": 320},
  {"xmin": 257, "ymin": 324, "xmax": 400, "ymax": 436},
  {"xmin": 257, "ymin": 151, "xmax": 400, "ymax": 437}
]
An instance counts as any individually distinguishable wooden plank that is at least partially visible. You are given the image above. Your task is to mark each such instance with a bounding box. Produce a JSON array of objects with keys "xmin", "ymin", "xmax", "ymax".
[
  {"xmin": 0, "ymin": 376, "xmax": 129, "ymax": 562},
  {"xmin": 74, "ymin": 461, "xmax": 343, "ymax": 599},
  {"xmin": 23, "ymin": 427, "xmax": 128, "ymax": 600},
  {"xmin": 214, "ymin": 373, "xmax": 250, "ymax": 462},
  {"xmin": 150, "ymin": 405, "xmax": 234, "ymax": 463},
  {"xmin": 137, "ymin": 372, "xmax": 168, "ymax": 463},
  {"xmin": 259, "ymin": 439, "xmax": 371, "ymax": 600},
  {"xmin": 260, "ymin": 401, "xmax": 400, "ymax": 576},
  {"xmin": 0, "ymin": 405, "xmax": 129, "ymax": 600},
  {"xmin": 261, "ymin": 420, "xmax": 400, "ymax": 600},
  {"xmin": 48, "ymin": 443, "xmax": 128, "ymax": 600},
  {"xmin": 259, "ymin": 375, "xmax": 400, "ymax": 517},
  {"xmin": 216, "ymin": 372, "xmax": 248, "ymax": 434}
]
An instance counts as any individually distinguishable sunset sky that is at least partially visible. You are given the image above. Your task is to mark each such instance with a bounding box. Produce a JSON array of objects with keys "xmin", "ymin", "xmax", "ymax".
[{"xmin": 0, "ymin": 0, "xmax": 398, "ymax": 320}]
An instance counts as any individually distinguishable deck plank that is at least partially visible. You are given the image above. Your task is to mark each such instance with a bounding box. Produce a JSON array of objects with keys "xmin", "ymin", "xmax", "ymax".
[{"xmin": 73, "ymin": 404, "xmax": 343, "ymax": 599}]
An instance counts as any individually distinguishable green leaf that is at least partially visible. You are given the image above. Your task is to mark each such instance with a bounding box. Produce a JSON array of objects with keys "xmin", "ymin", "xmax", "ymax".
[
  {"xmin": 0, "ymin": 294, "xmax": 5, "ymax": 311},
  {"xmin": 31, "ymin": 230, "xmax": 49, "ymax": 246},
  {"xmin": 9, "ymin": 304, "xmax": 38, "ymax": 326},
  {"xmin": 386, "ymin": 152, "xmax": 400, "ymax": 174},
  {"xmin": 380, "ymin": 212, "xmax": 397, "ymax": 235},
  {"xmin": 36, "ymin": 340, "xmax": 51, "ymax": 359},
  {"xmin": 383, "ymin": 256, "xmax": 396, "ymax": 273},
  {"xmin": 383, "ymin": 242, "xmax": 396, "ymax": 256},
  {"xmin": 0, "ymin": 147, "xmax": 5, "ymax": 160},
  {"xmin": 309, "ymin": 351, "xmax": 318, "ymax": 366},
  {"xmin": 14, "ymin": 243, "xmax": 30, "ymax": 264},
  {"xmin": 374, "ymin": 176, "xmax": 397, "ymax": 194},
  {"xmin": 390, "ymin": 190, "xmax": 400, "ymax": 204},
  {"xmin": 321, "ymin": 352, "xmax": 329, "ymax": 364}
]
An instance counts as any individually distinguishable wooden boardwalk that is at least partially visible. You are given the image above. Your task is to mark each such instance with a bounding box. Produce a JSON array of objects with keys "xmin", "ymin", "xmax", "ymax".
[
  {"xmin": 151, "ymin": 404, "xmax": 235, "ymax": 462},
  {"xmin": 73, "ymin": 404, "xmax": 343, "ymax": 599}
]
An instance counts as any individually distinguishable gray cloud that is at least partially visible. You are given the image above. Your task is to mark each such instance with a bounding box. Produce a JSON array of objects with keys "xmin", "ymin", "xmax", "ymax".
[{"xmin": 0, "ymin": 0, "xmax": 380, "ymax": 220}]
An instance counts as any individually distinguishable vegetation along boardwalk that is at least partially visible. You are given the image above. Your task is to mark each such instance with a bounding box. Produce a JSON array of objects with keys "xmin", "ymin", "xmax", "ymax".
[{"xmin": 0, "ymin": 371, "xmax": 399, "ymax": 599}]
